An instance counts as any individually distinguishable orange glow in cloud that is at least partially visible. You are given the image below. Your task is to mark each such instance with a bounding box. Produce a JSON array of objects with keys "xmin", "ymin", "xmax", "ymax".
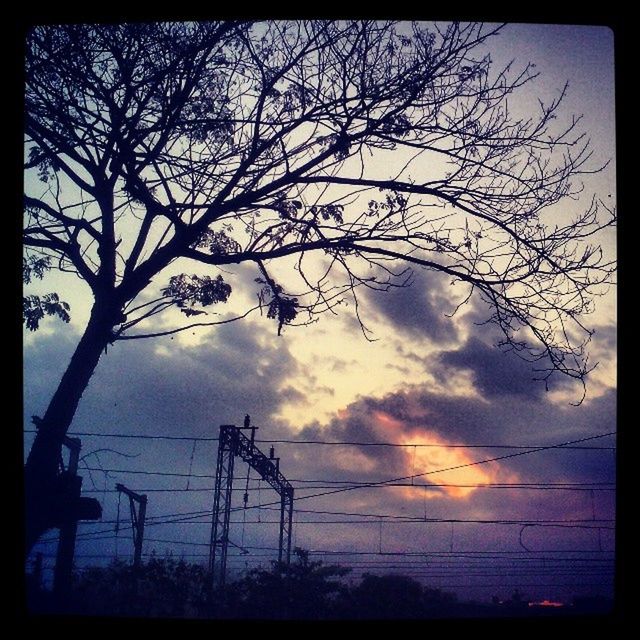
[
  {"xmin": 372, "ymin": 410, "xmax": 518, "ymax": 499},
  {"xmin": 333, "ymin": 447, "xmax": 378, "ymax": 474}
]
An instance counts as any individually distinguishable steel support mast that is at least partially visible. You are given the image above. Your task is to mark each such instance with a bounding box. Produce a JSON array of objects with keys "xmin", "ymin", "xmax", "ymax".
[
  {"xmin": 209, "ymin": 421, "xmax": 294, "ymax": 588},
  {"xmin": 115, "ymin": 483, "xmax": 148, "ymax": 570}
]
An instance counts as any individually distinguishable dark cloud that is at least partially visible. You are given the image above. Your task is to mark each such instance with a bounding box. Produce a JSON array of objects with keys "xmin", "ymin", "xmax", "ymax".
[
  {"xmin": 437, "ymin": 336, "xmax": 550, "ymax": 400},
  {"xmin": 279, "ymin": 385, "xmax": 309, "ymax": 405},
  {"xmin": 592, "ymin": 322, "xmax": 617, "ymax": 353},
  {"xmin": 288, "ymin": 381, "xmax": 616, "ymax": 499},
  {"xmin": 23, "ymin": 329, "xmax": 81, "ymax": 426},
  {"xmin": 364, "ymin": 268, "xmax": 459, "ymax": 344},
  {"xmin": 23, "ymin": 320, "xmax": 302, "ymax": 563},
  {"xmin": 23, "ymin": 319, "xmax": 300, "ymax": 437},
  {"xmin": 433, "ymin": 296, "xmax": 613, "ymax": 404}
]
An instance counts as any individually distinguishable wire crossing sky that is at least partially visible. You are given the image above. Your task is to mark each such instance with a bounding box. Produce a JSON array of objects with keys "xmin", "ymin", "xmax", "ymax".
[{"xmin": 23, "ymin": 20, "xmax": 616, "ymax": 611}]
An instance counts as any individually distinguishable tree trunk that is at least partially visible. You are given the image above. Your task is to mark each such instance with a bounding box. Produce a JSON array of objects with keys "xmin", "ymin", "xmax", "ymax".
[{"xmin": 24, "ymin": 298, "xmax": 118, "ymax": 555}]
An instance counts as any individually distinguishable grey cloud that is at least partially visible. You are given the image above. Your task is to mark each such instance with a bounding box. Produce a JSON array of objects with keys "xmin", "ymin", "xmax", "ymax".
[
  {"xmin": 436, "ymin": 336, "xmax": 550, "ymax": 400},
  {"xmin": 385, "ymin": 362, "xmax": 411, "ymax": 375},
  {"xmin": 24, "ymin": 319, "xmax": 300, "ymax": 438},
  {"xmin": 329, "ymin": 357, "xmax": 356, "ymax": 373},
  {"xmin": 363, "ymin": 268, "xmax": 459, "ymax": 344},
  {"xmin": 265, "ymin": 381, "xmax": 615, "ymax": 584},
  {"xmin": 23, "ymin": 329, "xmax": 82, "ymax": 425},
  {"xmin": 434, "ymin": 295, "xmax": 614, "ymax": 404},
  {"xmin": 279, "ymin": 385, "xmax": 309, "ymax": 405},
  {"xmin": 592, "ymin": 322, "xmax": 617, "ymax": 352},
  {"xmin": 23, "ymin": 294, "xmax": 616, "ymax": 602}
]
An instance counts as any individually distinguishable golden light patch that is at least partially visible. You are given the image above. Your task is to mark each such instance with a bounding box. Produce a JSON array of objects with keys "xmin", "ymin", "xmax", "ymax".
[
  {"xmin": 371, "ymin": 411, "xmax": 518, "ymax": 500},
  {"xmin": 332, "ymin": 447, "xmax": 378, "ymax": 474},
  {"xmin": 399, "ymin": 431, "xmax": 516, "ymax": 499}
]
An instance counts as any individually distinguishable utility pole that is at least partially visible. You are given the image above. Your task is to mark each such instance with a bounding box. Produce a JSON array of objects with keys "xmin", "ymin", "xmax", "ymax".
[
  {"xmin": 115, "ymin": 484, "xmax": 148, "ymax": 570},
  {"xmin": 209, "ymin": 419, "xmax": 294, "ymax": 590},
  {"xmin": 47, "ymin": 435, "xmax": 101, "ymax": 605},
  {"xmin": 52, "ymin": 436, "xmax": 81, "ymax": 601}
]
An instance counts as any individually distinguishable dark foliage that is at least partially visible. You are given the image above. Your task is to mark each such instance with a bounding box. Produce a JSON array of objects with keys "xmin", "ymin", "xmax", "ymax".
[
  {"xmin": 345, "ymin": 572, "xmax": 457, "ymax": 619},
  {"xmin": 23, "ymin": 293, "xmax": 71, "ymax": 331},
  {"xmin": 161, "ymin": 273, "xmax": 232, "ymax": 315},
  {"xmin": 26, "ymin": 550, "xmax": 612, "ymax": 619},
  {"xmin": 68, "ymin": 556, "xmax": 211, "ymax": 618},
  {"xmin": 228, "ymin": 548, "xmax": 350, "ymax": 619}
]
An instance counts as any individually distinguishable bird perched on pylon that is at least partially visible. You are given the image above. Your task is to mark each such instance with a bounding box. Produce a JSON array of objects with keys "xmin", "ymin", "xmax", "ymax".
[{"xmin": 244, "ymin": 414, "xmax": 250, "ymax": 428}]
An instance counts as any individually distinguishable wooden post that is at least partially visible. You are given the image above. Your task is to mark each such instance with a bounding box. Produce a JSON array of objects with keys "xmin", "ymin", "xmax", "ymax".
[
  {"xmin": 53, "ymin": 474, "xmax": 81, "ymax": 601},
  {"xmin": 52, "ymin": 437, "xmax": 82, "ymax": 604}
]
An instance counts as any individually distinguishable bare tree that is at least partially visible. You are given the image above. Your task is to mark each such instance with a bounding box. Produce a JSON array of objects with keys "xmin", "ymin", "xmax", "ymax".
[{"xmin": 23, "ymin": 20, "xmax": 615, "ymax": 552}]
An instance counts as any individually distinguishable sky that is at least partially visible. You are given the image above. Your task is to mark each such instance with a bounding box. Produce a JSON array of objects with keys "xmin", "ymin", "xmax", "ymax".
[{"xmin": 23, "ymin": 21, "xmax": 617, "ymax": 608}]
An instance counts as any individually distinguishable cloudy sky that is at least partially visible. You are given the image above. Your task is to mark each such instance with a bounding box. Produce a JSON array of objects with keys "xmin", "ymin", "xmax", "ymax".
[{"xmin": 23, "ymin": 21, "xmax": 616, "ymax": 606}]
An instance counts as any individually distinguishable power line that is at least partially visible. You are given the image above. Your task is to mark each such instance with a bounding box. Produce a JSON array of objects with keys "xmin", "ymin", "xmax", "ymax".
[
  {"xmin": 100, "ymin": 537, "xmax": 615, "ymax": 567},
  {"xmin": 38, "ymin": 478, "xmax": 612, "ymax": 539},
  {"xmin": 226, "ymin": 505, "xmax": 615, "ymax": 528},
  {"xmin": 261, "ymin": 440, "xmax": 615, "ymax": 451},
  {"xmin": 55, "ymin": 512, "xmax": 614, "ymax": 541},
  {"xmin": 231, "ymin": 558, "xmax": 614, "ymax": 567},
  {"xmin": 228, "ymin": 431, "xmax": 617, "ymax": 512},
  {"xmin": 78, "ymin": 478, "xmax": 616, "ymax": 493},
  {"xmin": 206, "ymin": 519, "xmax": 616, "ymax": 530},
  {"xmin": 225, "ymin": 549, "xmax": 615, "ymax": 558},
  {"xmin": 22, "ymin": 429, "xmax": 617, "ymax": 450},
  {"xmin": 34, "ymin": 555, "xmax": 612, "ymax": 577},
  {"xmin": 34, "ymin": 432, "xmax": 613, "ymax": 541},
  {"xmin": 31, "ymin": 560, "xmax": 615, "ymax": 586},
  {"xmin": 283, "ymin": 480, "xmax": 616, "ymax": 489},
  {"xmin": 29, "ymin": 552, "xmax": 615, "ymax": 577},
  {"xmin": 304, "ymin": 549, "xmax": 615, "ymax": 558},
  {"xmin": 287, "ymin": 479, "xmax": 615, "ymax": 487},
  {"xmin": 27, "ymin": 429, "xmax": 616, "ymax": 582},
  {"xmin": 34, "ymin": 530, "xmax": 615, "ymax": 561},
  {"xmin": 37, "ymin": 508, "xmax": 214, "ymax": 543},
  {"xmin": 73, "ymin": 431, "xmax": 616, "ymax": 512}
]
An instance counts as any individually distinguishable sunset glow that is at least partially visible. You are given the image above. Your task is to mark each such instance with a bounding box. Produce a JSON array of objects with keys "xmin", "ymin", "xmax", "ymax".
[
  {"xmin": 372, "ymin": 411, "xmax": 514, "ymax": 499},
  {"xmin": 23, "ymin": 20, "xmax": 616, "ymax": 617}
]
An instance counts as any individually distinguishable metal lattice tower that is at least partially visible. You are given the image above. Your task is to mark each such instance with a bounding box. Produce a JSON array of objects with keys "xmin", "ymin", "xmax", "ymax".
[
  {"xmin": 209, "ymin": 425, "xmax": 237, "ymax": 588},
  {"xmin": 209, "ymin": 422, "xmax": 294, "ymax": 589}
]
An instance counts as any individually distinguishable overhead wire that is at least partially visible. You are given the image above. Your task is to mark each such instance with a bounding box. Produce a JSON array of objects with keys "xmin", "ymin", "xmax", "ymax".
[
  {"xmin": 22, "ymin": 429, "xmax": 617, "ymax": 450},
  {"xmin": 78, "ymin": 480, "xmax": 616, "ymax": 493},
  {"xmin": 34, "ymin": 431, "xmax": 616, "ymax": 549},
  {"xmin": 227, "ymin": 432, "xmax": 617, "ymax": 512},
  {"xmin": 27, "ymin": 429, "xmax": 616, "ymax": 591}
]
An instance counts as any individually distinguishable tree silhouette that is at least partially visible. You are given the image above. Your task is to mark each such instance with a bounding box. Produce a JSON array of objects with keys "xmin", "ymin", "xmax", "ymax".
[
  {"xmin": 232, "ymin": 547, "xmax": 350, "ymax": 619},
  {"xmin": 31, "ymin": 552, "xmax": 465, "ymax": 619},
  {"xmin": 348, "ymin": 573, "xmax": 457, "ymax": 619},
  {"xmin": 24, "ymin": 21, "xmax": 615, "ymax": 552},
  {"xmin": 65, "ymin": 556, "xmax": 210, "ymax": 617}
]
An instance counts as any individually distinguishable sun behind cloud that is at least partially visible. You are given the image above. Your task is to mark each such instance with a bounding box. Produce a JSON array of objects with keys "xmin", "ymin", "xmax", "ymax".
[{"xmin": 372, "ymin": 410, "xmax": 518, "ymax": 499}]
